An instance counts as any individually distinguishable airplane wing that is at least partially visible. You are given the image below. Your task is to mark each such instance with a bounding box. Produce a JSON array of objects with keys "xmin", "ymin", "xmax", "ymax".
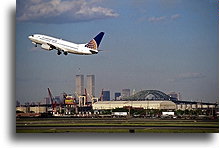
[
  {"xmin": 46, "ymin": 43, "xmax": 70, "ymax": 55},
  {"xmin": 47, "ymin": 43, "xmax": 69, "ymax": 52},
  {"xmin": 46, "ymin": 43, "xmax": 66, "ymax": 52},
  {"xmin": 47, "ymin": 43, "xmax": 57, "ymax": 49}
]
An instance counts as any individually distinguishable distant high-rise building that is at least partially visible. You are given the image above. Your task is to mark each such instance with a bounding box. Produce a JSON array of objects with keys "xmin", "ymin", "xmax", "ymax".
[
  {"xmin": 16, "ymin": 100, "xmax": 20, "ymax": 107},
  {"xmin": 87, "ymin": 75, "xmax": 95, "ymax": 97},
  {"xmin": 45, "ymin": 97, "xmax": 50, "ymax": 105},
  {"xmin": 103, "ymin": 91, "xmax": 110, "ymax": 101},
  {"xmin": 122, "ymin": 89, "xmax": 130, "ymax": 97},
  {"xmin": 115, "ymin": 92, "xmax": 121, "ymax": 100},
  {"xmin": 75, "ymin": 75, "xmax": 84, "ymax": 96},
  {"xmin": 168, "ymin": 92, "xmax": 179, "ymax": 100},
  {"xmin": 132, "ymin": 89, "xmax": 136, "ymax": 95}
]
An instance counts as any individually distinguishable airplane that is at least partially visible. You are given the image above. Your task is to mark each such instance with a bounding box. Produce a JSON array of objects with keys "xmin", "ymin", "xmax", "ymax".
[{"xmin": 28, "ymin": 32, "xmax": 104, "ymax": 55}]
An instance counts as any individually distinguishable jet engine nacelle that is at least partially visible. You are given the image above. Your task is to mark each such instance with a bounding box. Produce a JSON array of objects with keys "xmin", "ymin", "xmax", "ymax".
[{"xmin": 41, "ymin": 44, "xmax": 53, "ymax": 50}]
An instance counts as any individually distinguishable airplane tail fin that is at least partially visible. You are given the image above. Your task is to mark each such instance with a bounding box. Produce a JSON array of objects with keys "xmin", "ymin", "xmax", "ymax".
[{"xmin": 85, "ymin": 32, "xmax": 104, "ymax": 50}]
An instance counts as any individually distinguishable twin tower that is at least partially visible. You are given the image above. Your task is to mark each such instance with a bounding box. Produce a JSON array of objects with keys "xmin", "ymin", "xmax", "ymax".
[{"xmin": 75, "ymin": 75, "xmax": 95, "ymax": 102}]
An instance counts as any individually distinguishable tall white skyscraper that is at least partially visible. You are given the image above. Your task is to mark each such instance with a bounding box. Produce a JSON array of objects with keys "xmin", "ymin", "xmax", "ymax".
[
  {"xmin": 75, "ymin": 75, "xmax": 84, "ymax": 96},
  {"xmin": 87, "ymin": 75, "xmax": 95, "ymax": 101}
]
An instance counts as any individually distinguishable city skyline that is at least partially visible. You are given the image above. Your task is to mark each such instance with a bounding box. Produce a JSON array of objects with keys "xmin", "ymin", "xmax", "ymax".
[{"xmin": 16, "ymin": 0, "xmax": 218, "ymax": 104}]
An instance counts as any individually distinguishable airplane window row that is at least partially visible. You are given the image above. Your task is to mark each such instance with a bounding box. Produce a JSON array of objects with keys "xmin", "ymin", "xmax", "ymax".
[
  {"xmin": 57, "ymin": 42, "xmax": 77, "ymax": 50},
  {"xmin": 40, "ymin": 37, "xmax": 57, "ymax": 43}
]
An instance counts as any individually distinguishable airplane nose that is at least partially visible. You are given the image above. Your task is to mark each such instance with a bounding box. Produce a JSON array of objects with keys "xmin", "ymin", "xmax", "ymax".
[{"xmin": 28, "ymin": 35, "xmax": 33, "ymax": 40}]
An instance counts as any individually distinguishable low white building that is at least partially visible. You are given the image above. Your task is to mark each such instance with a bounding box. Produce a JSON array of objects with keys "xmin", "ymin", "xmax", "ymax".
[
  {"xmin": 30, "ymin": 106, "xmax": 47, "ymax": 113},
  {"xmin": 16, "ymin": 106, "xmax": 47, "ymax": 113},
  {"xmin": 176, "ymin": 103, "xmax": 217, "ymax": 110},
  {"xmin": 92, "ymin": 101, "xmax": 176, "ymax": 110}
]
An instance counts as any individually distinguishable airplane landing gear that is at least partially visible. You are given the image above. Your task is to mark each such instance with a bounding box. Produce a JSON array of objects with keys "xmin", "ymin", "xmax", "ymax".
[
  {"xmin": 57, "ymin": 50, "xmax": 68, "ymax": 56},
  {"xmin": 64, "ymin": 52, "xmax": 68, "ymax": 55},
  {"xmin": 57, "ymin": 50, "xmax": 62, "ymax": 55}
]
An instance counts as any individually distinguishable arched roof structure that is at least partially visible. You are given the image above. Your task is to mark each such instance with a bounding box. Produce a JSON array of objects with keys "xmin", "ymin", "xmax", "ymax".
[{"xmin": 122, "ymin": 90, "xmax": 175, "ymax": 101}]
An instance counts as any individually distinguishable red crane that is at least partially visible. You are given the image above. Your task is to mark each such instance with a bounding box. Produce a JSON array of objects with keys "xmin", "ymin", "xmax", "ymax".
[{"xmin": 47, "ymin": 88, "xmax": 56, "ymax": 114}]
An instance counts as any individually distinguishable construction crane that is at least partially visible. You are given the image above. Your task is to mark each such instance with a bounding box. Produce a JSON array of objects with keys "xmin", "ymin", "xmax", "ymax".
[
  {"xmin": 87, "ymin": 93, "xmax": 94, "ymax": 104},
  {"xmin": 63, "ymin": 92, "xmax": 67, "ymax": 99},
  {"xmin": 47, "ymin": 88, "xmax": 56, "ymax": 114},
  {"xmin": 84, "ymin": 88, "xmax": 88, "ymax": 106},
  {"xmin": 99, "ymin": 89, "xmax": 104, "ymax": 101},
  {"xmin": 62, "ymin": 91, "xmax": 68, "ymax": 104}
]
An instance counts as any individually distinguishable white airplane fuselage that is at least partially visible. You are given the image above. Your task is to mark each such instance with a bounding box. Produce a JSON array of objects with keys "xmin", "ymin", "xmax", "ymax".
[{"xmin": 28, "ymin": 32, "xmax": 104, "ymax": 55}]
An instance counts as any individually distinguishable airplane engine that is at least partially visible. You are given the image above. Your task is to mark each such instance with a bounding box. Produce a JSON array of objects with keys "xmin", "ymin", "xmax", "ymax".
[{"xmin": 41, "ymin": 44, "xmax": 53, "ymax": 50}]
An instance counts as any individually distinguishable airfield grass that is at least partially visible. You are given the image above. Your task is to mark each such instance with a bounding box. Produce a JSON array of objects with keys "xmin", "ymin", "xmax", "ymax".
[
  {"xmin": 16, "ymin": 121, "xmax": 219, "ymax": 127},
  {"xmin": 16, "ymin": 123, "xmax": 218, "ymax": 127},
  {"xmin": 16, "ymin": 118, "xmax": 219, "ymax": 133}
]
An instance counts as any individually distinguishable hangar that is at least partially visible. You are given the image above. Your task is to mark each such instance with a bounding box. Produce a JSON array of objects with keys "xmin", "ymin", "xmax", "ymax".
[
  {"xmin": 92, "ymin": 100, "xmax": 176, "ymax": 110},
  {"xmin": 92, "ymin": 90, "xmax": 218, "ymax": 111}
]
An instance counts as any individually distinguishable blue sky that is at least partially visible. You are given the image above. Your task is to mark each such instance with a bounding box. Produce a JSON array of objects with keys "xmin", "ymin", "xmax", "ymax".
[{"xmin": 16, "ymin": 0, "xmax": 218, "ymax": 104}]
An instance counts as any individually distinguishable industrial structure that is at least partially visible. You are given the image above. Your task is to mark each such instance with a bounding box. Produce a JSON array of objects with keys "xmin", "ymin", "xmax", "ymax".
[{"xmin": 16, "ymin": 88, "xmax": 218, "ymax": 118}]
